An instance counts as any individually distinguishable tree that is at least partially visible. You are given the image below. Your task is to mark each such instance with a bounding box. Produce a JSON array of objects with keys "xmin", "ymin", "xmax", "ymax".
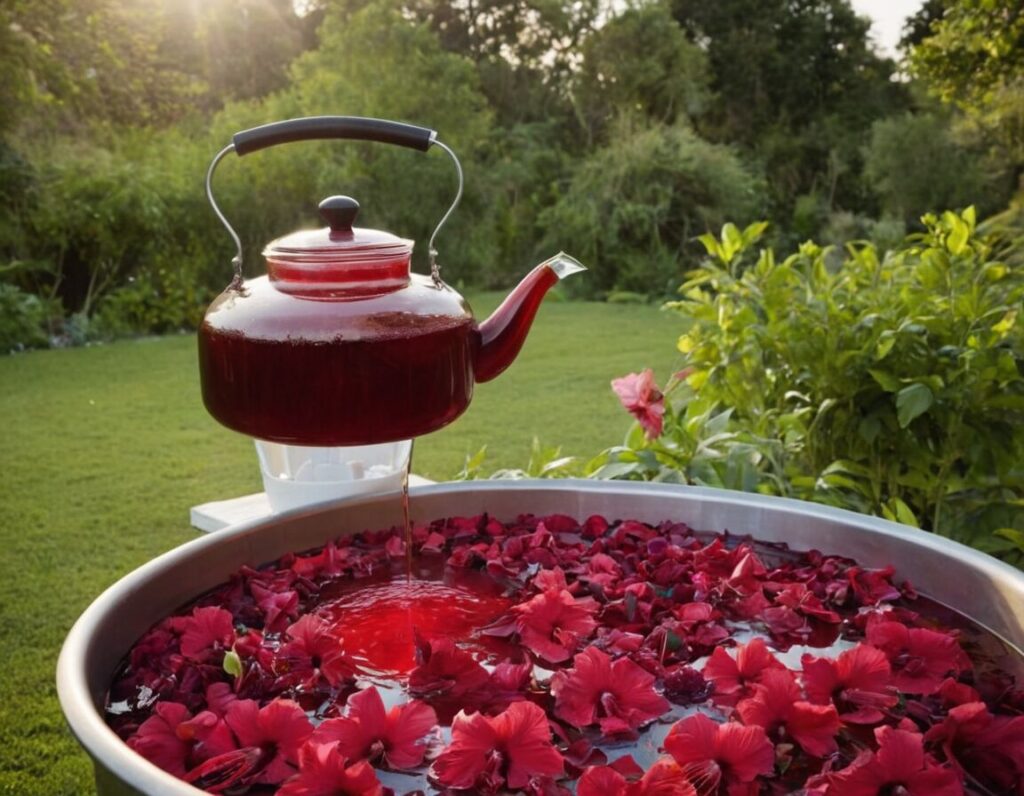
[
  {"xmin": 572, "ymin": 2, "xmax": 710, "ymax": 145},
  {"xmin": 540, "ymin": 119, "xmax": 762, "ymax": 296},
  {"xmin": 671, "ymin": 0, "xmax": 910, "ymax": 219},
  {"xmin": 911, "ymin": 0, "xmax": 1024, "ymax": 171},
  {"xmin": 286, "ymin": 0, "xmax": 496, "ymax": 279},
  {"xmin": 864, "ymin": 111, "xmax": 1012, "ymax": 223}
]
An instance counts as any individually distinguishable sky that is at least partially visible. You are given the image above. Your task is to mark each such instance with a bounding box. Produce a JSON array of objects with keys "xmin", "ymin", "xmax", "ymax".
[{"xmin": 850, "ymin": 0, "xmax": 927, "ymax": 55}]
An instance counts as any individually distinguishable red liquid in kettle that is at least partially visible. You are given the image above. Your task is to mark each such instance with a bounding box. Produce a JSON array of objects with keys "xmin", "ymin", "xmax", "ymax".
[{"xmin": 198, "ymin": 278, "xmax": 477, "ymax": 446}]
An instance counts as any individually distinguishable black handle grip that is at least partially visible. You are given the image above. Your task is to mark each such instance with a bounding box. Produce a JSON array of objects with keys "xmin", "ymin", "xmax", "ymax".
[{"xmin": 232, "ymin": 116, "xmax": 436, "ymax": 156}]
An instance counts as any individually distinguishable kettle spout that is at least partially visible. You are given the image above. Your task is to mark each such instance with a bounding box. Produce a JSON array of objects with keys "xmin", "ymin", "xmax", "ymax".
[{"xmin": 474, "ymin": 253, "xmax": 586, "ymax": 383}]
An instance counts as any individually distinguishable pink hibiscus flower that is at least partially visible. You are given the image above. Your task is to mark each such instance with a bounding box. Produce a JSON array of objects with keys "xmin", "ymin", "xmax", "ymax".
[
  {"xmin": 277, "ymin": 614, "xmax": 353, "ymax": 687},
  {"xmin": 865, "ymin": 620, "xmax": 966, "ymax": 695},
  {"xmin": 664, "ymin": 713, "xmax": 775, "ymax": 796},
  {"xmin": 551, "ymin": 647, "xmax": 670, "ymax": 735},
  {"xmin": 612, "ymin": 370, "xmax": 665, "ymax": 439},
  {"xmin": 821, "ymin": 726, "xmax": 963, "ymax": 795},
  {"xmin": 127, "ymin": 702, "xmax": 235, "ymax": 777},
  {"xmin": 311, "ymin": 687, "xmax": 437, "ymax": 770},
  {"xmin": 224, "ymin": 698, "xmax": 313, "ymax": 785},
  {"xmin": 431, "ymin": 701, "xmax": 564, "ymax": 792},
  {"xmin": 512, "ymin": 588, "xmax": 598, "ymax": 663},
  {"xmin": 702, "ymin": 638, "xmax": 786, "ymax": 705},
  {"xmin": 176, "ymin": 606, "xmax": 236, "ymax": 663},
  {"xmin": 577, "ymin": 758, "xmax": 697, "ymax": 796},
  {"xmin": 801, "ymin": 644, "xmax": 897, "ymax": 724},
  {"xmin": 277, "ymin": 741, "xmax": 383, "ymax": 796},
  {"xmin": 736, "ymin": 669, "xmax": 841, "ymax": 758}
]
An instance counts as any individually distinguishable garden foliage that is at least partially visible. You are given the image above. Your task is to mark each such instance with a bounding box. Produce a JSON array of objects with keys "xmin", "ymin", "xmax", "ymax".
[
  {"xmin": 488, "ymin": 213, "xmax": 1024, "ymax": 562},
  {"xmin": 4, "ymin": 0, "xmax": 1021, "ymax": 347}
]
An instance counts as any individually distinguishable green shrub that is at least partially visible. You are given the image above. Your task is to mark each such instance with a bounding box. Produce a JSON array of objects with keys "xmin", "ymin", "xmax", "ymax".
[
  {"xmin": 93, "ymin": 260, "xmax": 211, "ymax": 338},
  {"xmin": 497, "ymin": 213, "xmax": 1024, "ymax": 564},
  {"xmin": 0, "ymin": 282, "xmax": 54, "ymax": 352},
  {"xmin": 539, "ymin": 119, "xmax": 763, "ymax": 298},
  {"xmin": 678, "ymin": 212, "xmax": 1024, "ymax": 557}
]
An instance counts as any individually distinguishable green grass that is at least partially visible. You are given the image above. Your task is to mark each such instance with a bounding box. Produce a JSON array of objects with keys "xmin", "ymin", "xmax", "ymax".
[{"xmin": 0, "ymin": 294, "xmax": 677, "ymax": 794}]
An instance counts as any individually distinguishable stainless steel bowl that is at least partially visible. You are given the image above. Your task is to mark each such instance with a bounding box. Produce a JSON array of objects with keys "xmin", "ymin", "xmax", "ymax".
[{"xmin": 57, "ymin": 481, "xmax": 1024, "ymax": 795}]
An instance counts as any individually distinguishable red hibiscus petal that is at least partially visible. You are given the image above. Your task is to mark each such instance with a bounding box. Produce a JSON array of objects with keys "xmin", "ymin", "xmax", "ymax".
[
  {"xmin": 491, "ymin": 701, "xmax": 564, "ymax": 789},
  {"xmin": 347, "ymin": 688, "xmax": 388, "ymax": 741},
  {"xmin": 577, "ymin": 765, "xmax": 627, "ymax": 796},
  {"xmin": 716, "ymin": 721, "xmax": 776, "ymax": 782},
  {"xmin": 385, "ymin": 699, "xmax": 438, "ymax": 770},
  {"xmin": 664, "ymin": 713, "xmax": 721, "ymax": 768},
  {"xmin": 431, "ymin": 710, "xmax": 498, "ymax": 789},
  {"xmin": 630, "ymin": 759, "xmax": 697, "ymax": 796}
]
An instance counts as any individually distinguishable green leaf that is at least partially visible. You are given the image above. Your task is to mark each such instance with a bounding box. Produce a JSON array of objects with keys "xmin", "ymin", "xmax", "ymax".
[
  {"xmin": 896, "ymin": 383, "xmax": 933, "ymax": 428},
  {"xmin": 869, "ymin": 369, "xmax": 901, "ymax": 392},
  {"xmin": 742, "ymin": 221, "xmax": 769, "ymax": 246},
  {"xmin": 697, "ymin": 233, "xmax": 722, "ymax": 260},
  {"xmin": 884, "ymin": 498, "xmax": 919, "ymax": 528},
  {"xmin": 994, "ymin": 528, "xmax": 1024, "ymax": 553},
  {"xmin": 858, "ymin": 415, "xmax": 881, "ymax": 444},
  {"xmin": 591, "ymin": 461, "xmax": 642, "ymax": 480},
  {"xmin": 992, "ymin": 309, "xmax": 1017, "ymax": 335},
  {"xmin": 945, "ymin": 212, "xmax": 969, "ymax": 255},
  {"xmin": 223, "ymin": 649, "xmax": 243, "ymax": 678}
]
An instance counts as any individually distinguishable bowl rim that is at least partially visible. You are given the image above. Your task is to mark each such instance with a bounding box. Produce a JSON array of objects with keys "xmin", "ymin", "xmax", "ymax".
[{"xmin": 57, "ymin": 479, "xmax": 1024, "ymax": 795}]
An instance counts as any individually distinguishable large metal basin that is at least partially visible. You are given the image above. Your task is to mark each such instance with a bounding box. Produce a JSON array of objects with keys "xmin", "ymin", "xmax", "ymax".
[{"xmin": 57, "ymin": 480, "xmax": 1024, "ymax": 795}]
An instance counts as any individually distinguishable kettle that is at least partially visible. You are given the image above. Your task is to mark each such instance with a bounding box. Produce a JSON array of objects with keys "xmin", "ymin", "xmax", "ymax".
[{"xmin": 198, "ymin": 116, "xmax": 584, "ymax": 446}]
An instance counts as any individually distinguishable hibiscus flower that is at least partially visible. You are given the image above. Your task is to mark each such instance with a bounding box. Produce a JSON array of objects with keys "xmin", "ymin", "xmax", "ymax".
[
  {"xmin": 612, "ymin": 369, "xmax": 665, "ymax": 439},
  {"xmin": 277, "ymin": 741, "xmax": 383, "ymax": 796},
  {"xmin": 702, "ymin": 638, "xmax": 786, "ymax": 705},
  {"xmin": 276, "ymin": 614, "xmax": 353, "ymax": 687},
  {"xmin": 249, "ymin": 582, "xmax": 299, "ymax": 633},
  {"xmin": 551, "ymin": 647, "xmax": 670, "ymax": 735},
  {"xmin": 577, "ymin": 759, "xmax": 697, "ymax": 796},
  {"xmin": 820, "ymin": 726, "xmax": 963, "ymax": 795},
  {"xmin": 735, "ymin": 669, "xmax": 841, "ymax": 758},
  {"xmin": 431, "ymin": 701, "xmax": 564, "ymax": 792},
  {"xmin": 175, "ymin": 606, "xmax": 235, "ymax": 663},
  {"xmin": 663, "ymin": 713, "xmax": 775, "ymax": 796},
  {"xmin": 865, "ymin": 620, "xmax": 966, "ymax": 695},
  {"xmin": 924, "ymin": 700, "xmax": 1024, "ymax": 793},
  {"xmin": 407, "ymin": 636, "xmax": 490, "ymax": 698},
  {"xmin": 801, "ymin": 644, "xmax": 897, "ymax": 724},
  {"xmin": 311, "ymin": 687, "xmax": 437, "ymax": 770},
  {"xmin": 224, "ymin": 698, "xmax": 313, "ymax": 785},
  {"xmin": 512, "ymin": 588, "xmax": 598, "ymax": 663},
  {"xmin": 127, "ymin": 702, "xmax": 235, "ymax": 777}
]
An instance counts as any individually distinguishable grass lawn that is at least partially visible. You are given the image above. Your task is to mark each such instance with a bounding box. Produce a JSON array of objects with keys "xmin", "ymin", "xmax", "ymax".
[{"xmin": 0, "ymin": 293, "xmax": 678, "ymax": 794}]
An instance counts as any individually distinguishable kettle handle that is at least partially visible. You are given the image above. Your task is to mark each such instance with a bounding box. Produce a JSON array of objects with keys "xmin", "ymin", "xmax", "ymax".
[
  {"xmin": 233, "ymin": 116, "xmax": 436, "ymax": 155},
  {"xmin": 206, "ymin": 116, "xmax": 463, "ymax": 287}
]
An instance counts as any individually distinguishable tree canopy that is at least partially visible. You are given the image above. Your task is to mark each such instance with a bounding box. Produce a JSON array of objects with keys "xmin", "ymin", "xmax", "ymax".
[{"xmin": 0, "ymin": 0, "xmax": 1019, "ymax": 340}]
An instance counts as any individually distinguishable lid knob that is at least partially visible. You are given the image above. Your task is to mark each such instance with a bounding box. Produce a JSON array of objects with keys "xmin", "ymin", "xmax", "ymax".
[{"xmin": 319, "ymin": 195, "xmax": 360, "ymax": 233}]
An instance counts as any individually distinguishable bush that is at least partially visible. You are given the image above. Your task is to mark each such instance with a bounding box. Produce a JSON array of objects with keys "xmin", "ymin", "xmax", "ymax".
[
  {"xmin": 864, "ymin": 112, "xmax": 1012, "ymax": 224},
  {"xmin": 540, "ymin": 120, "xmax": 763, "ymax": 298},
  {"xmin": 0, "ymin": 282, "xmax": 54, "ymax": 352},
  {"xmin": 496, "ymin": 213, "xmax": 1024, "ymax": 564}
]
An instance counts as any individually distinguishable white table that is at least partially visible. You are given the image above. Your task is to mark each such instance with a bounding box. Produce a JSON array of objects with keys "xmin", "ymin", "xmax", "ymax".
[{"xmin": 190, "ymin": 475, "xmax": 435, "ymax": 533}]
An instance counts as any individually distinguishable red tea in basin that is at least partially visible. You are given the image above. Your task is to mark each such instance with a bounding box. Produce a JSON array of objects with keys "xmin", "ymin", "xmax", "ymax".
[{"xmin": 106, "ymin": 514, "xmax": 1024, "ymax": 795}]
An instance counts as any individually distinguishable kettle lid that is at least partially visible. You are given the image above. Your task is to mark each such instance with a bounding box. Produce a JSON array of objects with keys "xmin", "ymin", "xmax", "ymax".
[{"xmin": 264, "ymin": 195, "xmax": 413, "ymax": 265}]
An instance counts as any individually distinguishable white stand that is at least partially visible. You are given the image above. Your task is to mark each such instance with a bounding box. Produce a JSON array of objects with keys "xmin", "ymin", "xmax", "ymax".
[{"xmin": 189, "ymin": 475, "xmax": 435, "ymax": 533}]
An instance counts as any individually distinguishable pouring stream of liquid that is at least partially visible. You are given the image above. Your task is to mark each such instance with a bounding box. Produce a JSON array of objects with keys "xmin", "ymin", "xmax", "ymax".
[{"xmin": 402, "ymin": 441, "xmax": 414, "ymax": 582}]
